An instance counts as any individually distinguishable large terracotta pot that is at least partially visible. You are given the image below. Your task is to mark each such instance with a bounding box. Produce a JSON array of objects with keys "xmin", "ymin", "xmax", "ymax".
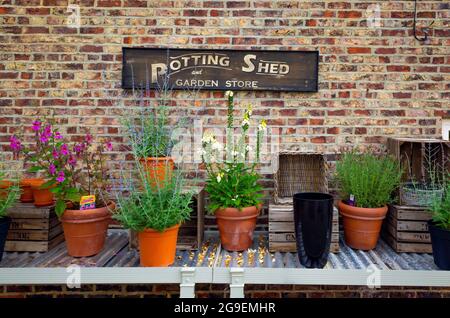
[
  {"xmin": 29, "ymin": 179, "xmax": 54, "ymax": 207},
  {"xmin": 61, "ymin": 202, "xmax": 114, "ymax": 257},
  {"xmin": 138, "ymin": 224, "xmax": 180, "ymax": 267},
  {"xmin": 215, "ymin": 206, "xmax": 260, "ymax": 252},
  {"xmin": 338, "ymin": 200, "xmax": 388, "ymax": 250},
  {"xmin": 139, "ymin": 157, "xmax": 174, "ymax": 188},
  {"xmin": 20, "ymin": 178, "xmax": 43, "ymax": 203}
]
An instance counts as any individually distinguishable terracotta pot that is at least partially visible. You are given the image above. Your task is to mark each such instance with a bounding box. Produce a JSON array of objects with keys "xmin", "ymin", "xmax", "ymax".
[
  {"xmin": 61, "ymin": 202, "xmax": 114, "ymax": 257},
  {"xmin": 138, "ymin": 224, "xmax": 180, "ymax": 267},
  {"xmin": 0, "ymin": 180, "xmax": 13, "ymax": 199},
  {"xmin": 139, "ymin": 157, "xmax": 174, "ymax": 188},
  {"xmin": 20, "ymin": 178, "xmax": 43, "ymax": 203},
  {"xmin": 29, "ymin": 179, "xmax": 54, "ymax": 207},
  {"xmin": 338, "ymin": 200, "xmax": 388, "ymax": 250},
  {"xmin": 215, "ymin": 206, "xmax": 260, "ymax": 252}
]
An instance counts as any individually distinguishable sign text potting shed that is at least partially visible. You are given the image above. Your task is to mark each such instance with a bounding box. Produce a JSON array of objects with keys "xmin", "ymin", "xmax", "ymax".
[{"xmin": 122, "ymin": 48, "xmax": 319, "ymax": 92}]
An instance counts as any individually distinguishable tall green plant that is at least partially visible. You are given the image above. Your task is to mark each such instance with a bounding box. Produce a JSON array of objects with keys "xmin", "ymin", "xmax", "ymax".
[
  {"xmin": 335, "ymin": 152, "xmax": 402, "ymax": 208},
  {"xmin": 430, "ymin": 179, "xmax": 450, "ymax": 230},
  {"xmin": 0, "ymin": 174, "xmax": 20, "ymax": 219},
  {"xmin": 112, "ymin": 168, "xmax": 193, "ymax": 232},
  {"xmin": 203, "ymin": 91, "xmax": 266, "ymax": 214}
]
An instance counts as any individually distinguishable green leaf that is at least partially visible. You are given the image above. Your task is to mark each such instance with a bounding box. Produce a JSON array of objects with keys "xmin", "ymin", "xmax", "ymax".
[
  {"xmin": 28, "ymin": 166, "xmax": 43, "ymax": 173},
  {"xmin": 55, "ymin": 199, "xmax": 66, "ymax": 218}
]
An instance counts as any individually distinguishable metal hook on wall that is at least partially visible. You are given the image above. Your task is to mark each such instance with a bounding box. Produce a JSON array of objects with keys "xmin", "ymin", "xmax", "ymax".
[{"xmin": 413, "ymin": 0, "xmax": 434, "ymax": 42}]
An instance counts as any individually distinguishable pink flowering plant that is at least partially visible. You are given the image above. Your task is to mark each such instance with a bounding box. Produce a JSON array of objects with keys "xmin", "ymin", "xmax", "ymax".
[{"xmin": 10, "ymin": 119, "xmax": 112, "ymax": 217}]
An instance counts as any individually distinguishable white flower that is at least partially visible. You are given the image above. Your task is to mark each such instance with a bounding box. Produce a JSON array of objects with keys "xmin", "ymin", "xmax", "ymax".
[
  {"xmin": 225, "ymin": 90, "xmax": 234, "ymax": 98},
  {"xmin": 258, "ymin": 119, "xmax": 267, "ymax": 131},
  {"xmin": 241, "ymin": 118, "xmax": 250, "ymax": 127},
  {"xmin": 211, "ymin": 141, "xmax": 223, "ymax": 151},
  {"xmin": 202, "ymin": 131, "xmax": 216, "ymax": 144},
  {"xmin": 216, "ymin": 172, "xmax": 224, "ymax": 183}
]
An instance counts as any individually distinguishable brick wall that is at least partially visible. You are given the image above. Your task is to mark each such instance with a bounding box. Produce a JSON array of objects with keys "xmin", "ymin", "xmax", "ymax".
[
  {"xmin": 1, "ymin": 284, "xmax": 450, "ymax": 298},
  {"xmin": 1, "ymin": 0, "xmax": 448, "ymax": 229}
]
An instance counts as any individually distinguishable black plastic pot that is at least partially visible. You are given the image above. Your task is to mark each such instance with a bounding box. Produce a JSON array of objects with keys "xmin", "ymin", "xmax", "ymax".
[
  {"xmin": 0, "ymin": 217, "xmax": 11, "ymax": 263},
  {"xmin": 428, "ymin": 220, "xmax": 450, "ymax": 270},
  {"xmin": 293, "ymin": 192, "xmax": 334, "ymax": 268}
]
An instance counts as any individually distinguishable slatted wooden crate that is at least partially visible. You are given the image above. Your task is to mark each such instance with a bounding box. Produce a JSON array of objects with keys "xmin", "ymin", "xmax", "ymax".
[
  {"xmin": 5, "ymin": 203, "xmax": 64, "ymax": 252},
  {"xmin": 269, "ymin": 204, "xmax": 340, "ymax": 253},
  {"xmin": 129, "ymin": 185, "xmax": 205, "ymax": 250},
  {"xmin": 381, "ymin": 204, "xmax": 432, "ymax": 253}
]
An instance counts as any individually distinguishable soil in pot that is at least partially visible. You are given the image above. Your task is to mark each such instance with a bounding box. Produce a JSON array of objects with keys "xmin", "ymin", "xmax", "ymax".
[
  {"xmin": 428, "ymin": 220, "xmax": 450, "ymax": 270},
  {"xmin": 338, "ymin": 200, "xmax": 388, "ymax": 250},
  {"xmin": 29, "ymin": 179, "xmax": 54, "ymax": 207},
  {"xmin": 138, "ymin": 224, "xmax": 180, "ymax": 267},
  {"xmin": 20, "ymin": 178, "xmax": 43, "ymax": 203},
  {"xmin": 139, "ymin": 157, "xmax": 174, "ymax": 188},
  {"xmin": 61, "ymin": 202, "xmax": 114, "ymax": 257},
  {"xmin": 293, "ymin": 192, "xmax": 333, "ymax": 268},
  {"xmin": 215, "ymin": 206, "xmax": 260, "ymax": 252},
  {"xmin": 0, "ymin": 217, "xmax": 11, "ymax": 263}
]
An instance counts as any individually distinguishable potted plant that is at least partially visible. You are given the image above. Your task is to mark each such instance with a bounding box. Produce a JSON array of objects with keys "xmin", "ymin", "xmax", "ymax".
[
  {"xmin": 11, "ymin": 119, "xmax": 114, "ymax": 257},
  {"xmin": 0, "ymin": 173, "xmax": 20, "ymax": 262},
  {"xmin": 122, "ymin": 92, "xmax": 174, "ymax": 188},
  {"xmin": 203, "ymin": 91, "xmax": 266, "ymax": 252},
  {"xmin": 400, "ymin": 144, "xmax": 446, "ymax": 206},
  {"xmin": 428, "ymin": 179, "xmax": 450, "ymax": 270},
  {"xmin": 336, "ymin": 152, "xmax": 402, "ymax": 250},
  {"xmin": 113, "ymin": 168, "xmax": 193, "ymax": 267}
]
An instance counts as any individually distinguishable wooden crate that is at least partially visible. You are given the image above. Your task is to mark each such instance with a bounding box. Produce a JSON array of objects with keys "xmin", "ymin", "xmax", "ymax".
[
  {"xmin": 273, "ymin": 153, "xmax": 328, "ymax": 204},
  {"xmin": 5, "ymin": 203, "xmax": 64, "ymax": 252},
  {"xmin": 386, "ymin": 137, "xmax": 449, "ymax": 184},
  {"xmin": 381, "ymin": 204, "xmax": 432, "ymax": 253},
  {"xmin": 129, "ymin": 185, "xmax": 205, "ymax": 251},
  {"xmin": 268, "ymin": 203, "xmax": 340, "ymax": 253}
]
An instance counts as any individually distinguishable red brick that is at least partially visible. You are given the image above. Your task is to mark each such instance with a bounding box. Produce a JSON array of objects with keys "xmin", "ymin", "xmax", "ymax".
[
  {"xmin": 338, "ymin": 11, "xmax": 362, "ymax": 18},
  {"xmin": 347, "ymin": 47, "xmax": 371, "ymax": 54}
]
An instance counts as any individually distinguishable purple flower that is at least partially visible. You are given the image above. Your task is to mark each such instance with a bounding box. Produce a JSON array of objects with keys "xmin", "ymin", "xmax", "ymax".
[
  {"xmin": 106, "ymin": 141, "xmax": 113, "ymax": 151},
  {"xmin": 49, "ymin": 164, "xmax": 56, "ymax": 175},
  {"xmin": 85, "ymin": 133, "xmax": 93, "ymax": 144},
  {"xmin": 32, "ymin": 120, "xmax": 41, "ymax": 131},
  {"xmin": 73, "ymin": 144, "xmax": 82, "ymax": 154},
  {"xmin": 39, "ymin": 135, "xmax": 49, "ymax": 144},
  {"xmin": 60, "ymin": 144, "xmax": 69, "ymax": 156},
  {"xmin": 9, "ymin": 136, "xmax": 21, "ymax": 152},
  {"xmin": 54, "ymin": 131, "xmax": 63, "ymax": 140},
  {"xmin": 56, "ymin": 170, "xmax": 65, "ymax": 183},
  {"xmin": 52, "ymin": 149, "xmax": 59, "ymax": 159},
  {"xmin": 68, "ymin": 156, "xmax": 77, "ymax": 167}
]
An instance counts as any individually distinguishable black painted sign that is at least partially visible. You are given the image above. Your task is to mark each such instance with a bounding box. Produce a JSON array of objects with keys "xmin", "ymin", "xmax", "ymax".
[{"xmin": 122, "ymin": 48, "xmax": 318, "ymax": 92}]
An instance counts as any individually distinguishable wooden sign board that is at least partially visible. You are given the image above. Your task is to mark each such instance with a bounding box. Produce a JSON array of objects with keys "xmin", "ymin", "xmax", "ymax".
[{"xmin": 122, "ymin": 48, "xmax": 319, "ymax": 92}]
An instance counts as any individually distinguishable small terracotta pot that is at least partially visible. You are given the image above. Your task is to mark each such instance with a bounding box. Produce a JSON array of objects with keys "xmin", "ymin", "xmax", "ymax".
[
  {"xmin": 20, "ymin": 178, "xmax": 43, "ymax": 203},
  {"xmin": 215, "ymin": 205, "xmax": 260, "ymax": 252},
  {"xmin": 29, "ymin": 179, "xmax": 54, "ymax": 207},
  {"xmin": 139, "ymin": 157, "xmax": 174, "ymax": 188},
  {"xmin": 138, "ymin": 224, "xmax": 180, "ymax": 267},
  {"xmin": 0, "ymin": 180, "xmax": 13, "ymax": 199},
  {"xmin": 61, "ymin": 202, "xmax": 114, "ymax": 257},
  {"xmin": 338, "ymin": 200, "xmax": 388, "ymax": 250}
]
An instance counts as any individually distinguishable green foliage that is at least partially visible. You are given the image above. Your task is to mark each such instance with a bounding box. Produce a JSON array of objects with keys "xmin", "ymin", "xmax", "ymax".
[
  {"xmin": 203, "ymin": 91, "xmax": 266, "ymax": 214},
  {"xmin": 122, "ymin": 101, "xmax": 172, "ymax": 158},
  {"xmin": 335, "ymin": 152, "xmax": 403, "ymax": 208},
  {"xmin": 113, "ymin": 172, "xmax": 193, "ymax": 232},
  {"xmin": 0, "ymin": 175, "xmax": 20, "ymax": 219},
  {"xmin": 205, "ymin": 162, "xmax": 263, "ymax": 214},
  {"xmin": 430, "ymin": 179, "xmax": 450, "ymax": 230}
]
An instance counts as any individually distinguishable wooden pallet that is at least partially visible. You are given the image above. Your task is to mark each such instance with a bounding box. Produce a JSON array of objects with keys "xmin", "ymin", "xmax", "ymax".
[
  {"xmin": 268, "ymin": 203, "xmax": 340, "ymax": 253},
  {"xmin": 381, "ymin": 205, "xmax": 432, "ymax": 253},
  {"xmin": 129, "ymin": 185, "xmax": 205, "ymax": 251},
  {"xmin": 5, "ymin": 203, "xmax": 64, "ymax": 252}
]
